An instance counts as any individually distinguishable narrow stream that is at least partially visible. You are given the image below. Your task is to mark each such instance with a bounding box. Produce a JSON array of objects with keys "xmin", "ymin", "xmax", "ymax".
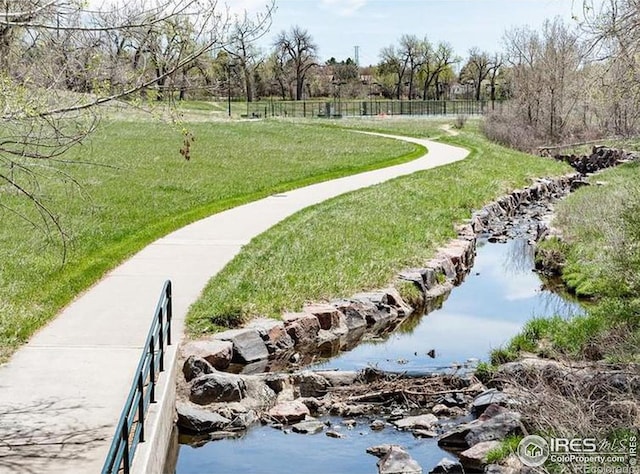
[
  {"xmin": 174, "ymin": 238, "xmax": 583, "ymax": 474},
  {"xmin": 311, "ymin": 238, "xmax": 582, "ymax": 374}
]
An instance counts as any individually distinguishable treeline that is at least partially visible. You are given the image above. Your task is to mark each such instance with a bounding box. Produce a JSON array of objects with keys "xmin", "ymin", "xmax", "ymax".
[
  {"xmin": 485, "ymin": 1, "xmax": 640, "ymax": 148},
  {"xmin": 2, "ymin": 0, "xmax": 638, "ymax": 144},
  {"xmin": 0, "ymin": 1, "xmax": 506, "ymax": 103}
]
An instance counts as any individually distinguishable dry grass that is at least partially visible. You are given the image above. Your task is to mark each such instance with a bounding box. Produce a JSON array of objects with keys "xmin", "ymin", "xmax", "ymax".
[{"xmin": 492, "ymin": 359, "xmax": 640, "ymax": 438}]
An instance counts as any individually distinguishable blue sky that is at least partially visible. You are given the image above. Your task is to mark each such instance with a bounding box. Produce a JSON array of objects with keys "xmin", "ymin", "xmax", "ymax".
[{"xmin": 239, "ymin": 0, "xmax": 579, "ymax": 66}]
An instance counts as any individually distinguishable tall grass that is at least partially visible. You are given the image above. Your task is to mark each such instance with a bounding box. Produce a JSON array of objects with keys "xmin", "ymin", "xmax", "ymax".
[
  {"xmin": 187, "ymin": 125, "xmax": 572, "ymax": 335},
  {"xmin": 492, "ymin": 161, "xmax": 640, "ymax": 363}
]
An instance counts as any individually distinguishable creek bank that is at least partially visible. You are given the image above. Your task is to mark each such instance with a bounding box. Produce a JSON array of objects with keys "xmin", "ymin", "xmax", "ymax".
[
  {"xmin": 181, "ymin": 173, "xmax": 583, "ymax": 377},
  {"xmin": 177, "ymin": 171, "xmax": 592, "ymax": 473}
]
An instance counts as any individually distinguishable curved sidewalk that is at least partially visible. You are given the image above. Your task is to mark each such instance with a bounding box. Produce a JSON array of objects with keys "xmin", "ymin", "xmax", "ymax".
[{"xmin": 0, "ymin": 134, "xmax": 468, "ymax": 474}]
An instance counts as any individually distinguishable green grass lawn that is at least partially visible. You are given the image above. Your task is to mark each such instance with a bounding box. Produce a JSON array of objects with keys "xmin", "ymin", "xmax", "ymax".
[
  {"xmin": 186, "ymin": 121, "xmax": 573, "ymax": 336},
  {"xmin": 0, "ymin": 119, "xmax": 419, "ymax": 361}
]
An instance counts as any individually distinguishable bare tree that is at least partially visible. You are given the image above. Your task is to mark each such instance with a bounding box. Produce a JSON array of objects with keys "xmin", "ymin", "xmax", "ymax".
[
  {"xmin": 379, "ymin": 44, "xmax": 407, "ymax": 99},
  {"xmin": 274, "ymin": 26, "xmax": 317, "ymax": 101},
  {"xmin": 461, "ymin": 48, "xmax": 492, "ymax": 101},
  {"xmin": 493, "ymin": 18, "xmax": 584, "ymax": 145},
  {"xmin": 580, "ymin": 0, "xmax": 640, "ymax": 135},
  {"xmin": 0, "ymin": 0, "xmax": 274, "ymax": 256},
  {"xmin": 398, "ymin": 34, "xmax": 424, "ymax": 99},
  {"xmin": 265, "ymin": 48, "xmax": 290, "ymax": 99},
  {"xmin": 420, "ymin": 41, "xmax": 458, "ymax": 100},
  {"xmin": 487, "ymin": 53, "xmax": 504, "ymax": 103},
  {"xmin": 225, "ymin": 13, "xmax": 267, "ymax": 103}
]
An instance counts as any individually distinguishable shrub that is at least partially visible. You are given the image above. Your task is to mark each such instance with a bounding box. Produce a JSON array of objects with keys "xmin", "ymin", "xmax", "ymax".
[
  {"xmin": 453, "ymin": 114, "xmax": 467, "ymax": 129},
  {"xmin": 481, "ymin": 112, "xmax": 542, "ymax": 152}
]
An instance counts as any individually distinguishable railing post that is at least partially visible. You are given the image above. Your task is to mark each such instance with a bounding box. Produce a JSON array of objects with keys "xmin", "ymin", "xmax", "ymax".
[
  {"xmin": 122, "ymin": 417, "xmax": 130, "ymax": 474},
  {"xmin": 150, "ymin": 335, "xmax": 156, "ymax": 403},
  {"xmin": 158, "ymin": 307, "xmax": 164, "ymax": 372},
  {"xmin": 166, "ymin": 281, "xmax": 172, "ymax": 346},
  {"xmin": 137, "ymin": 373, "xmax": 145, "ymax": 442}
]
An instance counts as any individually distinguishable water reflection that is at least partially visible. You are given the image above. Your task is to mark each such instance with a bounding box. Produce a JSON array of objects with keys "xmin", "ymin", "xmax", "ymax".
[
  {"xmin": 176, "ymin": 417, "xmax": 456, "ymax": 474},
  {"xmin": 311, "ymin": 239, "xmax": 583, "ymax": 373},
  {"xmin": 175, "ymin": 239, "xmax": 584, "ymax": 473}
]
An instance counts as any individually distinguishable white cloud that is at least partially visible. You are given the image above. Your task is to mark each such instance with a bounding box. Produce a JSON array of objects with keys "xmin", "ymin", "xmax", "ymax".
[{"xmin": 321, "ymin": 0, "xmax": 367, "ymax": 17}]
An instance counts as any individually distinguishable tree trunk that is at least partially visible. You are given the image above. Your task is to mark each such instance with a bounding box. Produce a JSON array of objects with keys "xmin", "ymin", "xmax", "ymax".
[
  {"xmin": 408, "ymin": 70, "xmax": 414, "ymax": 99},
  {"xmin": 296, "ymin": 75, "xmax": 304, "ymax": 100},
  {"xmin": 0, "ymin": 27, "xmax": 12, "ymax": 74},
  {"xmin": 179, "ymin": 68, "xmax": 188, "ymax": 101},
  {"xmin": 156, "ymin": 67, "xmax": 165, "ymax": 101},
  {"xmin": 422, "ymin": 75, "xmax": 434, "ymax": 101},
  {"xmin": 475, "ymin": 75, "xmax": 482, "ymax": 101},
  {"xmin": 244, "ymin": 68, "xmax": 253, "ymax": 102}
]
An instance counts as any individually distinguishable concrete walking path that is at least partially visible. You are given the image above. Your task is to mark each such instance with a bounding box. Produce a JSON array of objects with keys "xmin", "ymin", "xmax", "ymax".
[{"xmin": 0, "ymin": 133, "xmax": 468, "ymax": 474}]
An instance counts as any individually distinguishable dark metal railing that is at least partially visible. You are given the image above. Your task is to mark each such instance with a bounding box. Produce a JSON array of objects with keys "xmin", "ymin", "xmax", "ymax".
[{"xmin": 102, "ymin": 280, "xmax": 173, "ymax": 474}]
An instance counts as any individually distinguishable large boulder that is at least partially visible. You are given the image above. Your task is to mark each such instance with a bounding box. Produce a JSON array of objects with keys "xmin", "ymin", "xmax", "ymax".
[
  {"xmin": 213, "ymin": 328, "xmax": 269, "ymax": 364},
  {"xmin": 239, "ymin": 376, "xmax": 277, "ymax": 411},
  {"xmin": 176, "ymin": 402, "xmax": 231, "ymax": 433},
  {"xmin": 292, "ymin": 420, "xmax": 325, "ymax": 434},
  {"xmin": 303, "ymin": 304, "xmax": 343, "ymax": 330},
  {"xmin": 367, "ymin": 444, "xmax": 397, "ymax": 458},
  {"xmin": 267, "ymin": 400, "xmax": 310, "ymax": 424},
  {"xmin": 181, "ymin": 340, "xmax": 233, "ymax": 370},
  {"xmin": 353, "ymin": 288, "xmax": 412, "ymax": 317},
  {"xmin": 247, "ymin": 318, "xmax": 294, "ymax": 354},
  {"xmin": 438, "ymin": 405, "xmax": 523, "ymax": 449},
  {"xmin": 471, "ymin": 389, "xmax": 510, "ymax": 415},
  {"xmin": 314, "ymin": 370, "xmax": 359, "ymax": 387},
  {"xmin": 437, "ymin": 422, "xmax": 473, "ymax": 449},
  {"xmin": 316, "ymin": 329, "xmax": 342, "ymax": 357},
  {"xmin": 365, "ymin": 305, "xmax": 398, "ymax": 331},
  {"xmin": 397, "ymin": 270, "xmax": 427, "ymax": 296},
  {"xmin": 190, "ymin": 372, "xmax": 247, "ymax": 404},
  {"xmin": 429, "ymin": 458, "xmax": 464, "ymax": 474},
  {"xmin": 464, "ymin": 410, "xmax": 524, "ymax": 447},
  {"xmin": 393, "ymin": 414, "xmax": 438, "ymax": 431},
  {"xmin": 182, "ymin": 356, "xmax": 215, "ymax": 382},
  {"xmin": 440, "ymin": 239, "xmax": 473, "ymax": 273},
  {"xmin": 377, "ymin": 446, "xmax": 422, "ymax": 474},
  {"xmin": 332, "ymin": 301, "xmax": 368, "ymax": 333},
  {"xmin": 283, "ymin": 312, "xmax": 321, "ymax": 346},
  {"xmin": 292, "ymin": 371, "xmax": 330, "ymax": 398},
  {"xmin": 459, "ymin": 440, "xmax": 501, "ymax": 471}
]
